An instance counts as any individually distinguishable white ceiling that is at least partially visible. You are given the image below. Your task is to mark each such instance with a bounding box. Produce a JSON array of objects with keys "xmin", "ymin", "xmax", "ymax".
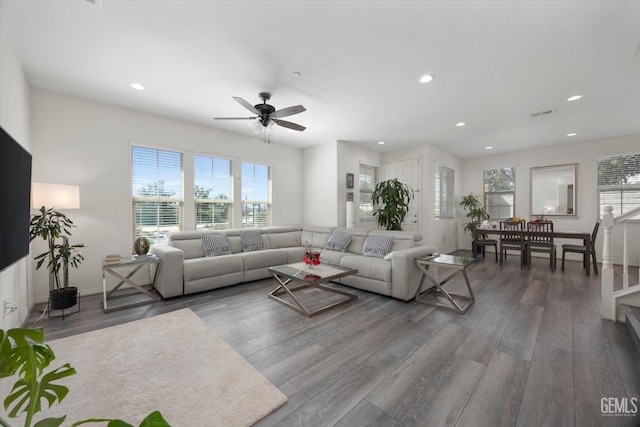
[{"xmin": 2, "ymin": 0, "xmax": 640, "ymax": 158}]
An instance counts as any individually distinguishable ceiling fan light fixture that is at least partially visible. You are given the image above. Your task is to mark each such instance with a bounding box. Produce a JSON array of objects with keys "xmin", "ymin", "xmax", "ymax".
[{"xmin": 419, "ymin": 74, "xmax": 435, "ymax": 83}]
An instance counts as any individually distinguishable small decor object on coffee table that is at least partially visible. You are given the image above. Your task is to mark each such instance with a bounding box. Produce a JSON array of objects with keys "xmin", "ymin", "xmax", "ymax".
[{"xmin": 303, "ymin": 241, "xmax": 321, "ymax": 269}]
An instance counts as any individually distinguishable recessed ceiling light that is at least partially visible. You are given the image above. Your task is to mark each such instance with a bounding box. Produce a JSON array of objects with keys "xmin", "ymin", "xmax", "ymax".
[
  {"xmin": 130, "ymin": 82, "xmax": 145, "ymax": 91},
  {"xmin": 419, "ymin": 74, "xmax": 435, "ymax": 83},
  {"xmin": 485, "ymin": 146, "xmax": 493, "ymax": 150},
  {"xmin": 456, "ymin": 122, "xmax": 466, "ymax": 127},
  {"xmin": 378, "ymin": 141, "xmax": 385, "ymax": 145},
  {"xmin": 567, "ymin": 132, "xmax": 577, "ymax": 137},
  {"xmin": 567, "ymin": 94, "xmax": 583, "ymax": 101}
]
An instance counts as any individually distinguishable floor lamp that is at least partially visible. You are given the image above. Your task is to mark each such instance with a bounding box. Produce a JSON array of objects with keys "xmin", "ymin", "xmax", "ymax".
[{"xmin": 31, "ymin": 182, "xmax": 80, "ymax": 291}]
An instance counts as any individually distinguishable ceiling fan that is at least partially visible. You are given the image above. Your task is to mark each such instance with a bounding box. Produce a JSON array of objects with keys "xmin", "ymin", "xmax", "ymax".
[{"xmin": 215, "ymin": 92, "xmax": 306, "ymax": 133}]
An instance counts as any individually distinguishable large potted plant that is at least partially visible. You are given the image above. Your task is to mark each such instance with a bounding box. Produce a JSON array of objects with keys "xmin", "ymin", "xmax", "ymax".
[
  {"xmin": 29, "ymin": 206, "xmax": 85, "ymax": 310},
  {"xmin": 458, "ymin": 193, "xmax": 489, "ymax": 252},
  {"xmin": 371, "ymin": 178, "xmax": 414, "ymax": 231}
]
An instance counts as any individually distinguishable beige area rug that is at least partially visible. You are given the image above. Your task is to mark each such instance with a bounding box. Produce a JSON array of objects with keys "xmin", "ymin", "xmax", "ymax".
[{"xmin": 6, "ymin": 309, "xmax": 287, "ymax": 426}]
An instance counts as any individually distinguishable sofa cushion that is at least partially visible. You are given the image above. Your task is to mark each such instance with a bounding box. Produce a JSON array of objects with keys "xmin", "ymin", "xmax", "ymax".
[
  {"xmin": 339, "ymin": 255, "xmax": 392, "ymax": 287},
  {"xmin": 240, "ymin": 229, "xmax": 264, "ymax": 252},
  {"xmin": 266, "ymin": 230, "xmax": 302, "ymax": 249},
  {"xmin": 242, "ymin": 249, "xmax": 288, "ymax": 270},
  {"xmin": 369, "ymin": 229, "xmax": 422, "ymax": 250},
  {"xmin": 301, "ymin": 226, "xmax": 334, "ymax": 249},
  {"xmin": 183, "ymin": 253, "xmax": 244, "ymax": 282},
  {"xmin": 202, "ymin": 234, "xmax": 231, "ymax": 257},
  {"xmin": 362, "ymin": 235, "xmax": 394, "ymax": 258},
  {"xmin": 325, "ymin": 231, "xmax": 352, "ymax": 252}
]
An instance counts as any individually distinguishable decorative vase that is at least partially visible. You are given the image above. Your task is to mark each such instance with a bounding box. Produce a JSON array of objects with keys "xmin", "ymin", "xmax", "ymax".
[
  {"xmin": 134, "ymin": 236, "xmax": 150, "ymax": 255},
  {"xmin": 304, "ymin": 250, "xmax": 321, "ymax": 269}
]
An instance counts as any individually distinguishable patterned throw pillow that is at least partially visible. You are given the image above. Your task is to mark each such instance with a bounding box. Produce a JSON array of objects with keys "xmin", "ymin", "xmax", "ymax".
[
  {"xmin": 202, "ymin": 234, "xmax": 232, "ymax": 257},
  {"xmin": 325, "ymin": 231, "xmax": 352, "ymax": 252},
  {"xmin": 362, "ymin": 235, "xmax": 394, "ymax": 258},
  {"xmin": 240, "ymin": 229, "xmax": 264, "ymax": 252}
]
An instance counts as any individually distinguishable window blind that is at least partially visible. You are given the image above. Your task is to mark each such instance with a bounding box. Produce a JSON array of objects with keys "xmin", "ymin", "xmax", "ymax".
[
  {"xmin": 132, "ymin": 146, "xmax": 183, "ymax": 244},
  {"xmin": 598, "ymin": 154, "xmax": 640, "ymax": 219},
  {"xmin": 435, "ymin": 163, "xmax": 455, "ymax": 219},
  {"xmin": 359, "ymin": 164, "xmax": 377, "ymax": 221},
  {"xmin": 194, "ymin": 155, "xmax": 232, "ymax": 230},
  {"xmin": 483, "ymin": 167, "xmax": 516, "ymax": 220},
  {"xmin": 241, "ymin": 162, "xmax": 271, "ymax": 228}
]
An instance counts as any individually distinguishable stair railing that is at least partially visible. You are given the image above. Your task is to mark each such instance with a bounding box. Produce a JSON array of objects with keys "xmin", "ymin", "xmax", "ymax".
[{"xmin": 601, "ymin": 205, "xmax": 640, "ymax": 320}]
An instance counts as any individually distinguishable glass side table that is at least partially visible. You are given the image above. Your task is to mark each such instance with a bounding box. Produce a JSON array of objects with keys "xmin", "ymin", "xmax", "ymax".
[
  {"xmin": 102, "ymin": 254, "xmax": 161, "ymax": 312},
  {"xmin": 414, "ymin": 254, "xmax": 476, "ymax": 314}
]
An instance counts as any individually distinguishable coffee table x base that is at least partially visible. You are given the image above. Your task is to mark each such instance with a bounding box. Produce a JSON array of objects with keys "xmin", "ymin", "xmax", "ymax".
[{"xmin": 269, "ymin": 263, "xmax": 358, "ymax": 317}]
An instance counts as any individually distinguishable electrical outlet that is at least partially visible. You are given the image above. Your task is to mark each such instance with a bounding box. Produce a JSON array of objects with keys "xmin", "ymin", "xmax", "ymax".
[{"xmin": 2, "ymin": 299, "xmax": 18, "ymax": 317}]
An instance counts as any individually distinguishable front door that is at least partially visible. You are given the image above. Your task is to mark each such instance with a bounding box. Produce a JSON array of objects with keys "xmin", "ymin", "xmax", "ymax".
[{"xmin": 382, "ymin": 157, "xmax": 420, "ymax": 232}]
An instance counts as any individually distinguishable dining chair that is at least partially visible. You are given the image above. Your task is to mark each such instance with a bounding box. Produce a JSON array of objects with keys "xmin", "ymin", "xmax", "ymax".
[
  {"xmin": 473, "ymin": 232, "xmax": 498, "ymax": 262},
  {"xmin": 562, "ymin": 221, "xmax": 600, "ymax": 275},
  {"xmin": 527, "ymin": 221, "xmax": 556, "ymax": 271},
  {"xmin": 499, "ymin": 221, "xmax": 527, "ymax": 268}
]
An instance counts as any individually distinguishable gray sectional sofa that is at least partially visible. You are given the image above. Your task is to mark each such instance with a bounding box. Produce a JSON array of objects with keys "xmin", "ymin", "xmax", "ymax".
[{"xmin": 149, "ymin": 225, "xmax": 437, "ymax": 301}]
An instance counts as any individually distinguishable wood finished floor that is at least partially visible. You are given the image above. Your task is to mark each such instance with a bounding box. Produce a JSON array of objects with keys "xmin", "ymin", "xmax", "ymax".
[{"xmin": 26, "ymin": 253, "xmax": 640, "ymax": 427}]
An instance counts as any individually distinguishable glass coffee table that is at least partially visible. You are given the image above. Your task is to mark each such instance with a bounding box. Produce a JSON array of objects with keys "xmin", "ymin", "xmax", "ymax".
[
  {"xmin": 268, "ymin": 262, "xmax": 358, "ymax": 317},
  {"xmin": 414, "ymin": 254, "xmax": 476, "ymax": 314}
]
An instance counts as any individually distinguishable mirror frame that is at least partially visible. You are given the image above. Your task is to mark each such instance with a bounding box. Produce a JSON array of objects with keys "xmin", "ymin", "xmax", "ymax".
[{"xmin": 530, "ymin": 163, "xmax": 578, "ymax": 218}]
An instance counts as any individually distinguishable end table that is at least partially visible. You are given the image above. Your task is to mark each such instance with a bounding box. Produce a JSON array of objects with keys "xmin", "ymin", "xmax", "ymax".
[
  {"xmin": 102, "ymin": 254, "xmax": 161, "ymax": 312},
  {"xmin": 414, "ymin": 254, "xmax": 475, "ymax": 314}
]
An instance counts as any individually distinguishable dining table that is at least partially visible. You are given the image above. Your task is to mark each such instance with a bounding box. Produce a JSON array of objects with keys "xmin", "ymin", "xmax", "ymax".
[{"xmin": 473, "ymin": 226, "xmax": 593, "ymax": 276}]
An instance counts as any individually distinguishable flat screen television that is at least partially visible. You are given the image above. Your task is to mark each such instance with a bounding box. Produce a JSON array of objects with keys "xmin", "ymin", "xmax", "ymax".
[{"xmin": 0, "ymin": 126, "xmax": 32, "ymax": 272}]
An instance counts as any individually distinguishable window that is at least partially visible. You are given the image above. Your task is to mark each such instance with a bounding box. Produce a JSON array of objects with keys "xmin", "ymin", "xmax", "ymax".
[
  {"xmin": 132, "ymin": 146, "xmax": 183, "ymax": 244},
  {"xmin": 598, "ymin": 154, "xmax": 640, "ymax": 220},
  {"xmin": 359, "ymin": 164, "xmax": 377, "ymax": 221},
  {"xmin": 435, "ymin": 163, "xmax": 455, "ymax": 219},
  {"xmin": 241, "ymin": 162, "xmax": 271, "ymax": 227},
  {"xmin": 484, "ymin": 167, "xmax": 516, "ymax": 220},
  {"xmin": 194, "ymin": 155, "xmax": 232, "ymax": 230}
]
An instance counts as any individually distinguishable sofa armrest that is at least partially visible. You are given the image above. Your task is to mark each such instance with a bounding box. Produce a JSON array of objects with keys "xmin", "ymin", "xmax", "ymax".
[
  {"xmin": 388, "ymin": 244, "xmax": 438, "ymax": 301},
  {"xmin": 150, "ymin": 244, "xmax": 185, "ymax": 298}
]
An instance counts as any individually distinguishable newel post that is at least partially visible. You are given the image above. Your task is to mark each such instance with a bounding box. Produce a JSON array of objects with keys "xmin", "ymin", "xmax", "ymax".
[{"xmin": 601, "ymin": 206, "xmax": 615, "ymax": 320}]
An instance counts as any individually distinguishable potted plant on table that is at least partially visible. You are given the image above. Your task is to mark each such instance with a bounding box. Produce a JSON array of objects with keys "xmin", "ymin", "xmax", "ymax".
[
  {"xmin": 371, "ymin": 178, "xmax": 414, "ymax": 231},
  {"xmin": 29, "ymin": 206, "xmax": 85, "ymax": 310}
]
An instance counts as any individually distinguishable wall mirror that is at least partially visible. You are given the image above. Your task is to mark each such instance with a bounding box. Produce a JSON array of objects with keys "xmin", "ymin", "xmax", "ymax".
[{"xmin": 530, "ymin": 163, "xmax": 578, "ymax": 217}]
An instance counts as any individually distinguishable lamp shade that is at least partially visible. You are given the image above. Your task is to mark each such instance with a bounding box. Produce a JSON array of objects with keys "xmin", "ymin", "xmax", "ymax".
[{"xmin": 32, "ymin": 183, "xmax": 80, "ymax": 209}]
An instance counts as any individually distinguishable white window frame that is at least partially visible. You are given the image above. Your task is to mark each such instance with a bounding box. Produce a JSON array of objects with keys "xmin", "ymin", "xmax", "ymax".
[
  {"xmin": 131, "ymin": 145, "xmax": 184, "ymax": 245},
  {"xmin": 194, "ymin": 154, "xmax": 233, "ymax": 230},
  {"xmin": 598, "ymin": 154, "xmax": 640, "ymax": 220},
  {"xmin": 435, "ymin": 163, "xmax": 455, "ymax": 219},
  {"xmin": 484, "ymin": 167, "xmax": 516, "ymax": 220},
  {"xmin": 359, "ymin": 164, "xmax": 377, "ymax": 221},
  {"xmin": 241, "ymin": 162, "xmax": 271, "ymax": 228}
]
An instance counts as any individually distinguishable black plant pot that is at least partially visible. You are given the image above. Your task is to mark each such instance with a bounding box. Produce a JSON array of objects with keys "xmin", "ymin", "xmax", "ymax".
[{"xmin": 50, "ymin": 287, "xmax": 78, "ymax": 310}]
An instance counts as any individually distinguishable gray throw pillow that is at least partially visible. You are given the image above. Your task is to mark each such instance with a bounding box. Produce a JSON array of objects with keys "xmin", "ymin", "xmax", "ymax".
[
  {"xmin": 325, "ymin": 231, "xmax": 352, "ymax": 252},
  {"xmin": 240, "ymin": 229, "xmax": 264, "ymax": 252},
  {"xmin": 362, "ymin": 235, "xmax": 394, "ymax": 258},
  {"xmin": 202, "ymin": 234, "xmax": 232, "ymax": 257}
]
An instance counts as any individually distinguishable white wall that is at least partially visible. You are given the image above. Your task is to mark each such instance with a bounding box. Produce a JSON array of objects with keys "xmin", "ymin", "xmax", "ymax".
[
  {"xmin": 460, "ymin": 133, "xmax": 640, "ymax": 264},
  {"xmin": 302, "ymin": 141, "xmax": 338, "ymax": 226},
  {"xmin": 0, "ymin": 13, "xmax": 31, "ymax": 329},
  {"xmin": 30, "ymin": 89, "xmax": 303, "ymax": 302}
]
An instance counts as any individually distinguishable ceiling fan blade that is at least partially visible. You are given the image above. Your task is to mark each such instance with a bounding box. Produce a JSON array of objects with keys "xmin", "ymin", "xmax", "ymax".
[
  {"xmin": 214, "ymin": 116, "xmax": 257, "ymax": 120},
  {"xmin": 271, "ymin": 105, "xmax": 306, "ymax": 119},
  {"xmin": 272, "ymin": 118, "xmax": 306, "ymax": 132},
  {"xmin": 233, "ymin": 97, "xmax": 260, "ymax": 115}
]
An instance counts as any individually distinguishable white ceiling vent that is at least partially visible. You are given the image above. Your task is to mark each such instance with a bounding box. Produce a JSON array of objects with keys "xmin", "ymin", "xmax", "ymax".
[{"xmin": 530, "ymin": 108, "xmax": 557, "ymax": 118}]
